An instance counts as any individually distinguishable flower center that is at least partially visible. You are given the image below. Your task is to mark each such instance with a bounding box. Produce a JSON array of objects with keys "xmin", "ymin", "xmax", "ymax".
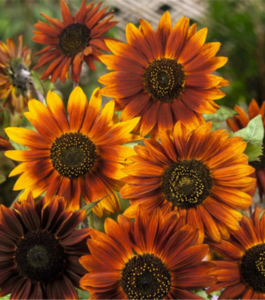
[
  {"xmin": 240, "ymin": 243, "xmax": 265, "ymax": 293},
  {"xmin": 59, "ymin": 23, "xmax": 91, "ymax": 57},
  {"xmin": 121, "ymin": 254, "xmax": 171, "ymax": 300},
  {"xmin": 6, "ymin": 57, "xmax": 30, "ymax": 93},
  {"xmin": 161, "ymin": 159, "xmax": 213, "ymax": 209},
  {"xmin": 15, "ymin": 231, "xmax": 66, "ymax": 284},
  {"xmin": 121, "ymin": 253, "xmax": 171, "ymax": 299},
  {"xmin": 50, "ymin": 132, "xmax": 97, "ymax": 179},
  {"xmin": 143, "ymin": 58, "xmax": 185, "ymax": 103}
]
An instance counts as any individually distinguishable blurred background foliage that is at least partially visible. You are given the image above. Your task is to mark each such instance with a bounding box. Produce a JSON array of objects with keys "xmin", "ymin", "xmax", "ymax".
[
  {"xmin": 204, "ymin": 0, "xmax": 265, "ymax": 108},
  {"xmin": 0, "ymin": 0, "xmax": 265, "ymax": 208}
]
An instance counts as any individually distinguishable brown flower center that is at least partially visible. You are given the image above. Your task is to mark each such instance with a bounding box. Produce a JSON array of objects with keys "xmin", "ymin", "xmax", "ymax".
[
  {"xmin": 240, "ymin": 243, "xmax": 265, "ymax": 293},
  {"xmin": 143, "ymin": 58, "xmax": 185, "ymax": 103},
  {"xmin": 161, "ymin": 159, "xmax": 213, "ymax": 209},
  {"xmin": 50, "ymin": 132, "xmax": 97, "ymax": 179},
  {"xmin": 121, "ymin": 253, "xmax": 171, "ymax": 299},
  {"xmin": 15, "ymin": 232, "xmax": 66, "ymax": 284},
  {"xmin": 59, "ymin": 23, "xmax": 91, "ymax": 57}
]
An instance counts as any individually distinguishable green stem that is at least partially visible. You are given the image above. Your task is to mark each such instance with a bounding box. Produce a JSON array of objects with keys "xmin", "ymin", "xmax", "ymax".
[{"xmin": 89, "ymin": 212, "xmax": 94, "ymax": 229}]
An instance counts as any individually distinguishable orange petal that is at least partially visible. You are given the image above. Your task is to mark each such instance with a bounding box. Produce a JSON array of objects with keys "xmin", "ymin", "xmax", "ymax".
[{"xmin": 67, "ymin": 86, "xmax": 88, "ymax": 132}]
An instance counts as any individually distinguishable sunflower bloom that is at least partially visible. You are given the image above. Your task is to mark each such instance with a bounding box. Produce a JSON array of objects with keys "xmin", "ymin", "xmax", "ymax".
[
  {"xmin": 227, "ymin": 99, "xmax": 265, "ymax": 201},
  {"xmin": 120, "ymin": 122, "xmax": 256, "ymax": 243},
  {"xmin": 32, "ymin": 0, "xmax": 117, "ymax": 83},
  {"xmin": 0, "ymin": 36, "xmax": 31, "ymax": 114},
  {"xmin": 99, "ymin": 12, "xmax": 228, "ymax": 139},
  {"xmin": 0, "ymin": 193, "xmax": 90, "ymax": 299},
  {"xmin": 5, "ymin": 87, "xmax": 141, "ymax": 217},
  {"xmin": 207, "ymin": 207, "xmax": 265, "ymax": 299},
  {"xmin": 80, "ymin": 205, "xmax": 215, "ymax": 299}
]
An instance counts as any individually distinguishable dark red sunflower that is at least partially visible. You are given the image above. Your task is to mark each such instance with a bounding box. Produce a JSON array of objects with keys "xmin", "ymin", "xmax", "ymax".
[
  {"xmin": 0, "ymin": 36, "xmax": 32, "ymax": 114},
  {"xmin": 5, "ymin": 87, "xmax": 140, "ymax": 217},
  {"xmin": 99, "ymin": 12, "xmax": 228, "ymax": 139},
  {"xmin": 207, "ymin": 206, "xmax": 265, "ymax": 299},
  {"xmin": 0, "ymin": 193, "xmax": 90, "ymax": 299},
  {"xmin": 227, "ymin": 99, "xmax": 265, "ymax": 201},
  {"xmin": 32, "ymin": 0, "xmax": 117, "ymax": 83},
  {"xmin": 80, "ymin": 205, "xmax": 215, "ymax": 299},
  {"xmin": 120, "ymin": 121, "xmax": 256, "ymax": 243}
]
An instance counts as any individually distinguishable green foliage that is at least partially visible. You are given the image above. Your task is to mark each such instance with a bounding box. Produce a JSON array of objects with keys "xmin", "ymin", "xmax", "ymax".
[
  {"xmin": 82, "ymin": 199, "xmax": 103, "ymax": 218},
  {"xmin": 0, "ymin": 175, "xmax": 6, "ymax": 185},
  {"xmin": 203, "ymin": 106, "xmax": 237, "ymax": 131},
  {"xmin": 230, "ymin": 115, "xmax": 264, "ymax": 161},
  {"xmin": 204, "ymin": 0, "xmax": 265, "ymax": 107},
  {"xmin": 78, "ymin": 289, "xmax": 90, "ymax": 300},
  {"xmin": 0, "ymin": 295, "xmax": 10, "ymax": 300},
  {"xmin": 191, "ymin": 288, "xmax": 221, "ymax": 300},
  {"xmin": 31, "ymin": 71, "xmax": 56, "ymax": 99},
  {"xmin": 0, "ymin": 110, "xmax": 11, "ymax": 131}
]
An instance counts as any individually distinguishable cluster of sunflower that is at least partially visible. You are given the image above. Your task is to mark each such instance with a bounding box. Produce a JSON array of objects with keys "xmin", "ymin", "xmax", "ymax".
[{"xmin": 1, "ymin": 0, "xmax": 265, "ymax": 299}]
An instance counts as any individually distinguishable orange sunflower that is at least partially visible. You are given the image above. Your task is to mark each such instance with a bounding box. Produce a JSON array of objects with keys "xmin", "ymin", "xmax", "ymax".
[
  {"xmin": 227, "ymin": 99, "xmax": 265, "ymax": 201},
  {"xmin": 207, "ymin": 207, "xmax": 265, "ymax": 299},
  {"xmin": 33, "ymin": 0, "xmax": 117, "ymax": 83},
  {"xmin": 80, "ymin": 205, "xmax": 215, "ymax": 299},
  {"xmin": 5, "ymin": 86, "xmax": 141, "ymax": 217},
  {"xmin": 99, "ymin": 12, "xmax": 228, "ymax": 139},
  {"xmin": 0, "ymin": 36, "xmax": 32, "ymax": 114},
  {"xmin": 120, "ymin": 121, "xmax": 256, "ymax": 243},
  {"xmin": 0, "ymin": 192, "xmax": 90, "ymax": 299}
]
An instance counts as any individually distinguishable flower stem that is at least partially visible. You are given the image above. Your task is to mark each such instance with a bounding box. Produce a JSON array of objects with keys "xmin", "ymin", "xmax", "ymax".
[{"xmin": 89, "ymin": 212, "xmax": 94, "ymax": 229}]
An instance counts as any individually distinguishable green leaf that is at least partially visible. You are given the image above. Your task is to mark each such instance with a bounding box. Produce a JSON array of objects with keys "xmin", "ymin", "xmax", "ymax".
[
  {"xmin": 80, "ymin": 195, "xmax": 107, "ymax": 217},
  {"xmin": 190, "ymin": 289, "xmax": 208, "ymax": 299},
  {"xmin": 230, "ymin": 115, "xmax": 264, "ymax": 162},
  {"xmin": 0, "ymin": 175, "xmax": 6, "ymax": 184},
  {"xmin": 77, "ymin": 288, "xmax": 90, "ymax": 300},
  {"xmin": 30, "ymin": 70, "xmax": 56, "ymax": 98},
  {"xmin": 0, "ymin": 295, "xmax": 10, "ymax": 300},
  {"xmin": 9, "ymin": 140, "xmax": 28, "ymax": 151},
  {"xmin": 0, "ymin": 109, "xmax": 11, "ymax": 130},
  {"xmin": 203, "ymin": 106, "xmax": 237, "ymax": 131},
  {"xmin": 190, "ymin": 288, "xmax": 221, "ymax": 300}
]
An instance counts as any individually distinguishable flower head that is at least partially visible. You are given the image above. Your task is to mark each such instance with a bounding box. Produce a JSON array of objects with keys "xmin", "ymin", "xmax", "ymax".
[
  {"xmin": 227, "ymin": 99, "xmax": 265, "ymax": 200},
  {"xmin": 0, "ymin": 36, "xmax": 32, "ymax": 114},
  {"xmin": 120, "ymin": 122, "xmax": 255, "ymax": 243},
  {"xmin": 208, "ymin": 207, "xmax": 265, "ymax": 299},
  {"xmin": 33, "ymin": 0, "xmax": 118, "ymax": 83},
  {"xmin": 0, "ymin": 193, "xmax": 90, "ymax": 299},
  {"xmin": 5, "ymin": 87, "xmax": 141, "ymax": 217},
  {"xmin": 80, "ymin": 205, "xmax": 215, "ymax": 299},
  {"xmin": 99, "ymin": 12, "xmax": 228, "ymax": 139}
]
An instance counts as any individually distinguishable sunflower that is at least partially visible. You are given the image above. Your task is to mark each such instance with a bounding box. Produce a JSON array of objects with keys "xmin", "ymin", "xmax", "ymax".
[
  {"xmin": 0, "ymin": 192, "xmax": 90, "ymax": 299},
  {"xmin": 207, "ymin": 207, "xmax": 265, "ymax": 299},
  {"xmin": 80, "ymin": 205, "xmax": 215, "ymax": 299},
  {"xmin": 120, "ymin": 121, "xmax": 256, "ymax": 243},
  {"xmin": 99, "ymin": 12, "xmax": 229, "ymax": 139},
  {"xmin": 5, "ymin": 86, "xmax": 141, "ymax": 217},
  {"xmin": 0, "ymin": 36, "xmax": 32, "ymax": 114},
  {"xmin": 227, "ymin": 99, "xmax": 265, "ymax": 201},
  {"xmin": 32, "ymin": 0, "xmax": 117, "ymax": 83}
]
